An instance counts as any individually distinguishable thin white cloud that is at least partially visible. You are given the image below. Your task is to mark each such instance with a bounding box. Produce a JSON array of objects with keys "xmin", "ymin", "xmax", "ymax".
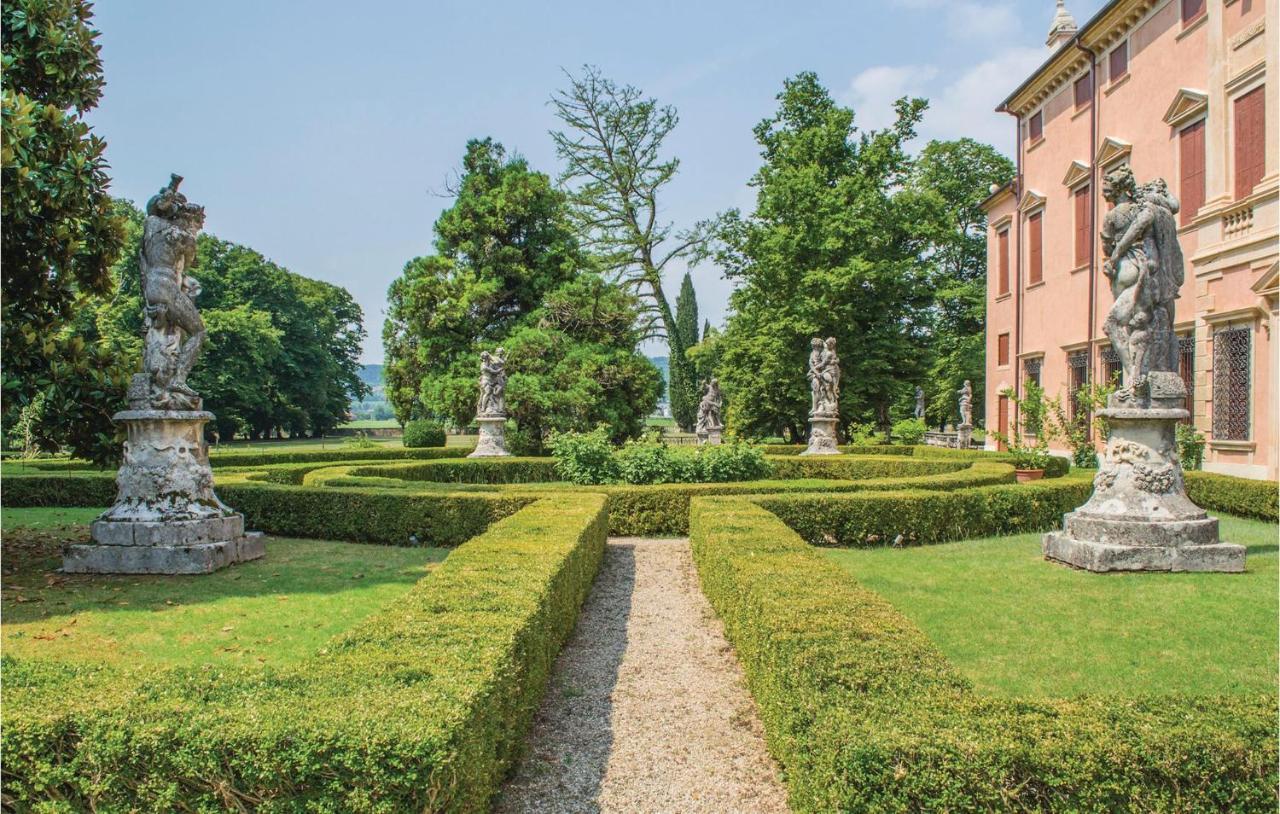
[{"xmin": 890, "ymin": 0, "xmax": 1023, "ymax": 43}]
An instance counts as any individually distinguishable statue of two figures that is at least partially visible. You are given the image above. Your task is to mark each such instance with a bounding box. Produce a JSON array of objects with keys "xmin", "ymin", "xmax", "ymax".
[
  {"xmin": 469, "ymin": 347, "xmax": 512, "ymax": 457},
  {"xmin": 695, "ymin": 378, "xmax": 723, "ymax": 445},
  {"xmin": 127, "ymin": 174, "xmax": 207, "ymax": 412},
  {"xmin": 1044, "ymin": 165, "xmax": 1243, "ymax": 572},
  {"xmin": 803, "ymin": 337, "xmax": 842, "ymax": 455}
]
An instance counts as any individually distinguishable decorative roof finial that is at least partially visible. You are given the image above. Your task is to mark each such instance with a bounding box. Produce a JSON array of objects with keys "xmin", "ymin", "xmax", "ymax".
[{"xmin": 1046, "ymin": 0, "xmax": 1078, "ymax": 49}]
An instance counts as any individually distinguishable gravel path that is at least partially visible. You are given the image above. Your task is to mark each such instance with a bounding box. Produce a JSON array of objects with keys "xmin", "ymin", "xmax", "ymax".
[{"xmin": 496, "ymin": 537, "xmax": 789, "ymax": 814}]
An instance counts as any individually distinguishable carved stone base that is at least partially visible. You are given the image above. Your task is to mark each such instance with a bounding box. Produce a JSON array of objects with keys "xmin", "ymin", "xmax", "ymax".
[
  {"xmin": 64, "ymin": 410, "xmax": 262, "ymax": 574},
  {"xmin": 697, "ymin": 426, "xmax": 723, "ymax": 446},
  {"xmin": 1043, "ymin": 404, "xmax": 1244, "ymax": 573},
  {"xmin": 468, "ymin": 415, "xmax": 511, "ymax": 457},
  {"xmin": 801, "ymin": 414, "xmax": 841, "ymax": 456},
  {"xmin": 956, "ymin": 423, "xmax": 973, "ymax": 450}
]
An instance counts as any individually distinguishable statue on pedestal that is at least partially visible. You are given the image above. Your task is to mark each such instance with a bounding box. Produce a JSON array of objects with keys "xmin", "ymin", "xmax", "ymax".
[
  {"xmin": 1043, "ymin": 165, "xmax": 1243, "ymax": 572},
  {"xmin": 914, "ymin": 386, "xmax": 926, "ymax": 420},
  {"xmin": 65, "ymin": 175, "xmax": 262, "ymax": 575},
  {"xmin": 957, "ymin": 380, "xmax": 973, "ymax": 427},
  {"xmin": 696, "ymin": 378, "xmax": 724, "ymax": 445},
  {"xmin": 469, "ymin": 347, "xmax": 512, "ymax": 457},
  {"xmin": 802, "ymin": 337, "xmax": 842, "ymax": 455}
]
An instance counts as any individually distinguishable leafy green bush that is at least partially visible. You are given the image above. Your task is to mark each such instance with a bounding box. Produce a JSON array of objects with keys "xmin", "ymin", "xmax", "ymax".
[
  {"xmin": 2, "ymin": 494, "xmax": 609, "ymax": 811},
  {"xmin": 548, "ymin": 427, "xmax": 618, "ymax": 484},
  {"xmin": 402, "ymin": 419, "xmax": 445, "ymax": 448},
  {"xmin": 615, "ymin": 439, "xmax": 675, "ymax": 484},
  {"xmin": 1186, "ymin": 471, "xmax": 1278, "ymax": 522},
  {"xmin": 690, "ymin": 497, "xmax": 1277, "ymax": 812},
  {"xmin": 1177, "ymin": 423, "xmax": 1206, "ymax": 470},
  {"xmin": 891, "ymin": 417, "xmax": 926, "ymax": 445},
  {"xmin": 694, "ymin": 441, "xmax": 771, "ymax": 482}
]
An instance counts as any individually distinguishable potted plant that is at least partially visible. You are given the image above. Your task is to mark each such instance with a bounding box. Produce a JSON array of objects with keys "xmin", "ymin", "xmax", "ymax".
[
  {"xmin": 1009, "ymin": 441, "xmax": 1050, "ymax": 482},
  {"xmin": 994, "ymin": 386, "xmax": 1052, "ymax": 482}
]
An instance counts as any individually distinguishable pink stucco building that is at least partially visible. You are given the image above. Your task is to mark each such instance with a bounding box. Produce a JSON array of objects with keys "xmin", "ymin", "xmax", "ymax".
[{"xmin": 982, "ymin": 0, "xmax": 1277, "ymax": 479}]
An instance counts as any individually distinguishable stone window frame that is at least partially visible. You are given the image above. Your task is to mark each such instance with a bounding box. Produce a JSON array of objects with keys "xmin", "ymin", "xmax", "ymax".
[{"xmin": 1203, "ymin": 307, "xmax": 1264, "ymax": 448}]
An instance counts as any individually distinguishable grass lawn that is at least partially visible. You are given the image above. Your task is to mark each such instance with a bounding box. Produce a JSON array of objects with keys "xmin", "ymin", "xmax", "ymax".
[
  {"xmin": 338, "ymin": 419, "xmax": 402, "ymax": 429},
  {"xmin": 209, "ymin": 436, "xmax": 405, "ymax": 453},
  {"xmin": 1, "ymin": 508, "xmax": 447, "ymax": 669},
  {"xmin": 825, "ymin": 515, "xmax": 1278, "ymax": 698}
]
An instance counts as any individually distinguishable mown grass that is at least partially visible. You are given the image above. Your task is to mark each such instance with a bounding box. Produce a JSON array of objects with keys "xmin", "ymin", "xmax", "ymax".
[
  {"xmin": 824, "ymin": 514, "xmax": 1279, "ymax": 698},
  {"xmin": 1, "ymin": 509, "xmax": 447, "ymax": 669}
]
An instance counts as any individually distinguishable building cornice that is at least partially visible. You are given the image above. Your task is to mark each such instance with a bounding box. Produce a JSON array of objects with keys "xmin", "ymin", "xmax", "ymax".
[
  {"xmin": 980, "ymin": 181, "xmax": 1015, "ymax": 212},
  {"xmin": 1062, "ymin": 160, "xmax": 1092, "ymax": 188},
  {"xmin": 1018, "ymin": 189, "xmax": 1047, "ymax": 214}
]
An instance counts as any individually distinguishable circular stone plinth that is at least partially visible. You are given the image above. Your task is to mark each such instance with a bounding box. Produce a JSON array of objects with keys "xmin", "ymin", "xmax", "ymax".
[{"xmin": 114, "ymin": 410, "xmax": 215, "ymax": 421}]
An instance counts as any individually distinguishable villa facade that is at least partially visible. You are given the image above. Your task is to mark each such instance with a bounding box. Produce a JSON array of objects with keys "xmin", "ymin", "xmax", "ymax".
[{"xmin": 982, "ymin": 0, "xmax": 1278, "ymax": 479}]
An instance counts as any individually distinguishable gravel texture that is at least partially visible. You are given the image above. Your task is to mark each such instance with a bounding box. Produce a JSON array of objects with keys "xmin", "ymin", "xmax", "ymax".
[{"xmin": 497, "ymin": 537, "xmax": 790, "ymax": 814}]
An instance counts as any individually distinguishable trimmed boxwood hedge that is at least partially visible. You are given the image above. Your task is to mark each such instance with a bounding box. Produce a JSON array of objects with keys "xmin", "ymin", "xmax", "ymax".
[
  {"xmin": 2, "ymin": 493, "xmax": 609, "ymax": 812},
  {"xmin": 690, "ymin": 497, "xmax": 1277, "ymax": 812},
  {"xmin": 348, "ymin": 457, "xmax": 563, "ymax": 484},
  {"xmin": 5, "ymin": 444, "xmax": 469, "ymax": 473},
  {"xmin": 1186, "ymin": 471, "xmax": 1278, "ymax": 522},
  {"xmin": 765, "ymin": 454, "xmax": 967, "ymax": 481}
]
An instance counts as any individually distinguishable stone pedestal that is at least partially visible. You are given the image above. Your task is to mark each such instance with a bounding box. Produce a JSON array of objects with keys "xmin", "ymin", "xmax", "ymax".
[
  {"xmin": 697, "ymin": 425, "xmax": 723, "ymax": 446},
  {"xmin": 468, "ymin": 414, "xmax": 511, "ymax": 457},
  {"xmin": 64, "ymin": 410, "xmax": 264, "ymax": 574},
  {"xmin": 1043, "ymin": 376, "xmax": 1244, "ymax": 572},
  {"xmin": 801, "ymin": 413, "xmax": 842, "ymax": 456},
  {"xmin": 956, "ymin": 423, "xmax": 973, "ymax": 450}
]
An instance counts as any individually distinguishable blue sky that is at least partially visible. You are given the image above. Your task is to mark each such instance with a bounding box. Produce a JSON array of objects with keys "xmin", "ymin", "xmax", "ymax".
[{"xmin": 86, "ymin": 0, "xmax": 1107, "ymax": 362}]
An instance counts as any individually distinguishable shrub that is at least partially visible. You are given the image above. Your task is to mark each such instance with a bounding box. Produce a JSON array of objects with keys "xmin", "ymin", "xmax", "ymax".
[
  {"xmin": 767, "ymin": 455, "xmax": 966, "ymax": 481},
  {"xmin": 690, "ymin": 497, "xmax": 1278, "ymax": 813},
  {"xmin": 1185, "ymin": 471, "xmax": 1279, "ymax": 522},
  {"xmin": 402, "ymin": 419, "xmax": 446, "ymax": 448},
  {"xmin": 891, "ymin": 417, "xmax": 926, "ymax": 445},
  {"xmin": 548, "ymin": 427, "xmax": 618, "ymax": 485},
  {"xmin": 348, "ymin": 458, "xmax": 561, "ymax": 485},
  {"xmin": 1177, "ymin": 423, "xmax": 1207, "ymax": 470},
  {"xmin": 694, "ymin": 441, "xmax": 771, "ymax": 482},
  {"xmin": 2, "ymin": 494, "xmax": 609, "ymax": 811},
  {"xmin": 615, "ymin": 439, "xmax": 674, "ymax": 484}
]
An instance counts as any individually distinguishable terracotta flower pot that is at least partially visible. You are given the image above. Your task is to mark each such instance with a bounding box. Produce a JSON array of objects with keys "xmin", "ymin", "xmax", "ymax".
[{"xmin": 1015, "ymin": 468, "xmax": 1045, "ymax": 483}]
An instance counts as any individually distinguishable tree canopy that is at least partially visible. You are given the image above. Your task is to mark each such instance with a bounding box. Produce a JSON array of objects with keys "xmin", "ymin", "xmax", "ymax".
[{"xmin": 383, "ymin": 138, "xmax": 661, "ymax": 452}]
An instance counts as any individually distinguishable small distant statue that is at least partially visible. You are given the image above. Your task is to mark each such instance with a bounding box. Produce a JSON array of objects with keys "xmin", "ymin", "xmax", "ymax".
[
  {"xmin": 1100, "ymin": 166, "xmax": 1184, "ymax": 404},
  {"xmin": 477, "ymin": 347, "xmax": 507, "ymax": 416},
  {"xmin": 914, "ymin": 386, "xmax": 926, "ymax": 419},
  {"xmin": 957, "ymin": 380, "xmax": 973, "ymax": 427},
  {"xmin": 808, "ymin": 337, "xmax": 840, "ymax": 415},
  {"xmin": 129, "ymin": 174, "xmax": 207, "ymax": 411},
  {"xmin": 696, "ymin": 378, "xmax": 723, "ymax": 439}
]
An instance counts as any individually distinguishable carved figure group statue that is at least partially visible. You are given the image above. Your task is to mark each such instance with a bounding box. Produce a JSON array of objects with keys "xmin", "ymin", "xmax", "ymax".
[
  {"xmin": 1100, "ymin": 165, "xmax": 1184, "ymax": 405},
  {"xmin": 914, "ymin": 386, "xmax": 926, "ymax": 420},
  {"xmin": 696, "ymin": 378, "xmax": 724, "ymax": 437},
  {"xmin": 477, "ymin": 348, "xmax": 507, "ymax": 417},
  {"xmin": 129, "ymin": 174, "xmax": 208, "ymax": 411},
  {"xmin": 807, "ymin": 337, "xmax": 841, "ymax": 415},
  {"xmin": 957, "ymin": 380, "xmax": 973, "ymax": 427}
]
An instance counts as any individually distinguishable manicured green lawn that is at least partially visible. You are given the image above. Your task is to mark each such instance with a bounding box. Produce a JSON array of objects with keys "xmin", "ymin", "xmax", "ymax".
[
  {"xmin": 1, "ymin": 509, "xmax": 447, "ymax": 669},
  {"xmin": 338, "ymin": 419, "xmax": 402, "ymax": 429},
  {"xmin": 825, "ymin": 515, "xmax": 1278, "ymax": 698}
]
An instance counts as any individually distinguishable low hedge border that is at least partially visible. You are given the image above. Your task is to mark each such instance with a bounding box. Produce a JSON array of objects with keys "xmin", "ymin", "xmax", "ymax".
[
  {"xmin": 1186, "ymin": 470, "xmax": 1278, "ymax": 522},
  {"xmin": 690, "ymin": 497, "xmax": 1277, "ymax": 812},
  {"xmin": 347, "ymin": 457, "xmax": 563, "ymax": 485},
  {"xmin": 3, "ymin": 493, "xmax": 609, "ymax": 811},
  {"xmin": 765, "ymin": 455, "xmax": 968, "ymax": 480},
  {"xmin": 3, "ymin": 444, "xmax": 470, "ymax": 473}
]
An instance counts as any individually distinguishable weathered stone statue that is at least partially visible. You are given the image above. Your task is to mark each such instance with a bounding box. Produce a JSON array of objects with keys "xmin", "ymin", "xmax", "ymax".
[
  {"xmin": 64, "ymin": 175, "xmax": 263, "ymax": 575},
  {"xmin": 914, "ymin": 386, "xmax": 926, "ymax": 420},
  {"xmin": 802, "ymin": 337, "xmax": 842, "ymax": 455},
  {"xmin": 1044, "ymin": 165, "xmax": 1243, "ymax": 572},
  {"xmin": 1099, "ymin": 166, "xmax": 1184, "ymax": 402},
  {"xmin": 955, "ymin": 379, "xmax": 974, "ymax": 449},
  {"xmin": 469, "ymin": 347, "xmax": 512, "ymax": 457},
  {"xmin": 696, "ymin": 378, "xmax": 724, "ymax": 445}
]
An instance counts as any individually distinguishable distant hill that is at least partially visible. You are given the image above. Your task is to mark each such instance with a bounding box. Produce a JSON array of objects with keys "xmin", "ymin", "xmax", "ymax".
[
  {"xmin": 648, "ymin": 356, "xmax": 668, "ymax": 387},
  {"xmin": 358, "ymin": 364, "xmax": 384, "ymax": 387}
]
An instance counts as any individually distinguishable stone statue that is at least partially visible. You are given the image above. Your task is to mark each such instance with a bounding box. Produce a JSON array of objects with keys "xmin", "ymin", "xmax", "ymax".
[
  {"xmin": 65, "ymin": 174, "xmax": 262, "ymax": 575},
  {"xmin": 1043, "ymin": 159, "xmax": 1243, "ymax": 573},
  {"xmin": 802, "ymin": 337, "xmax": 843, "ymax": 455},
  {"xmin": 1100, "ymin": 166, "xmax": 1184, "ymax": 404},
  {"xmin": 914, "ymin": 386, "xmax": 926, "ymax": 419},
  {"xmin": 696, "ymin": 378, "xmax": 724, "ymax": 444},
  {"xmin": 477, "ymin": 347, "xmax": 507, "ymax": 416},
  {"xmin": 957, "ymin": 380, "xmax": 973, "ymax": 427},
  {"xmin": 469, "ymin": 347, "xmax": 512, "ymax": 457},
  {"xmin": 128, "ymin": 174, "xmax": 208, "ymax": 411}
]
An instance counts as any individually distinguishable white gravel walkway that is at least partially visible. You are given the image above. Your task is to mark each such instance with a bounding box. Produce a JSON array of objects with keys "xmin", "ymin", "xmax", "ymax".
[{"xmin": 496, "ymin": 537, "xmax": 790, "ymax": 814}]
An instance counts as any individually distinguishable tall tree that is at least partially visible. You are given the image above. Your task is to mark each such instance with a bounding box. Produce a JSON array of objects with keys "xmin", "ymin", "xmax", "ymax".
[
  {"xmin": 1, "ymin": 0, "xmax": 126, "ymax": 429},
  {"xmin": 672, "ymin": 271, "xmax": 700, "ymax": 425},
  {"xmin": 383, "ymin": 138, "xmax": 660, "ymax": 451},
  {"xmin": 714, "ymin": 73, "xmax": 939, "ymax": 440},
  {"xmin": 909, "ymin": 139, "xmax": 1014, "ymax": 427},
  {"xmin": 550, "ymin": 66, "xmax": 712, "ymax": 431}
]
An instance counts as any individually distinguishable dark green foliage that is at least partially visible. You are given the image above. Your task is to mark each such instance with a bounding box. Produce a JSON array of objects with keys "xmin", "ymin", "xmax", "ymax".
[
  {"xmin": 383, "ymin": 139, "xmax": 659, "ymax": 449},
  {"xmin": 690, "ymin": 498, "xmax": 1278, "ymax": 812},
  {"xmin": 2, "ymin": 495, "xmax": 608, "ymax": 811},
  {"xmin": 347, "ymin": 458, "xmax": 562, "ymax": 486},
  {"xmin": 671, "ymin": 272, "xmax": 700, "ymax": 429},
  {"xmin": 547, "ymin": 427, "xmax": 619, "ymax": 485},
  {"xmin": 0, "ymin": 471, "xmax": 116, "ymax": 507},
  {"xmin": 403, "ymin": 419, "xmax": 446, "ymax": 448},
  {"xmin": 766, "ymin": 455, "xmax": 966, "ymax": 481},
  {"xmin": 1185, "ymin": 471, "xmax": 1278, "ymax": 522},
  {"xmin": 1, "ymin": 0, "xmax": 127, "ymax": 446}
]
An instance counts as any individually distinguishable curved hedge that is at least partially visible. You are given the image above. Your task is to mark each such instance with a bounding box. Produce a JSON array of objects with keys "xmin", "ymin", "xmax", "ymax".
[
  {"xmin": 690, "ymin": 497, "xmax": 1277, "ymax": 812},
  {"xmin": 1186, "ymin": 471, "xmax": 1278, "ymax": 522},
  {"xmin": 2, "ymin": 494, "xmax": 609, "ymax": 811}
]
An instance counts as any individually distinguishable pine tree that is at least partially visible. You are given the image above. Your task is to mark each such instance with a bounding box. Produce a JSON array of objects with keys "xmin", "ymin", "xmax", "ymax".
[{"xmin": 671, "ymin": 272, "xmax": 700, "ymax": 428}]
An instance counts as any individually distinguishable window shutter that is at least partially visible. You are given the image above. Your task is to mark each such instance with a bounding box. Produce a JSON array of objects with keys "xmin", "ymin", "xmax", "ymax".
[
  {"xmin": 1109, "ymin": 43, "xmax": 1128, "ymax": 82},
  {"xmin": 997, "ymin": 228, "xmax": 1010, "ymax": 295},
  {"xmin": 1074, "ymin": 74, "xmax": 1092, "ymax": 109},
  {"xmin": 1182, "ymin": 0, "xmax": 1205, "ymax": 23},
  {"xmin": 998, "ymin": 333, "xmax": 1010, "ymax": 366},
  {"xmin": 1029, "ymin": 111, "xmax": 1043, "ymax": 142},
  {"xmin": 1234, "ymin": 87, "xmax": 1266, "ymax": 199},
  {"xmin": 1074, "ymin": 185, "xmax": 1090, "ymax": 266},
  {"xmin": 1179, "ymin": 120, "xmax": 1205, "ymax": 225},
  {"xmin": 1028, "ymin": 212, "xmax": 1043, "ymax": 285}
]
